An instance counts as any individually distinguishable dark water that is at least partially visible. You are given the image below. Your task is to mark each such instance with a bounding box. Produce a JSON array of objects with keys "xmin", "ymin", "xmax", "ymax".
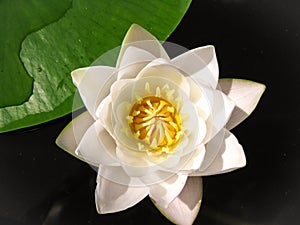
[{"xmin": 1, "ymin": 0, "xmax": 299, "ymax": 224}]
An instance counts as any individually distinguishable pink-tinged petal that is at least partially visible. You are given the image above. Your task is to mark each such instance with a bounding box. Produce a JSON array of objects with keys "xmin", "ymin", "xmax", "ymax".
[
  {"xmin": 149, "ymin": 174, "xmax": 188, "ymax": 208},
  {"xmin": 76, "ymin": 120, "xmax": 118, "ymax": 167},
  {"xmin": 71, "ymin": 66, "xmax": 117, "ymax": 119},
  {"xmin": 218, "ymin": 78, "xmax": 266, "ymax": 130},
  {"xmin": 199, "ymin": 129, "xmax": 226, "ymax": 171},
  {"xmin": 56, "ymin": 111, "xmax": 94, "ymax": 161},
  {"xmin": 153, "ymin": 177, "xmax": 202, "ymax": 225},
  {"xmin": 200, "ymin": 85, "xmax": 235, "ymax": 143},
  {"xmin": 95, "ymin": 172, "xmax": 149, "ymax": 214},
  {"xmin": 191, "ymin": 129, "xmax": 246, "ymax": 176},
  {"xmin": 116, "ymin": 24, "xmax": 169, "ymax": 68},
  {"xmin": 171, "ymin": 45, "xmax": 219, "ymax": 89},
  {"xmin": 118, "ymin": 46, "xmax": 155, "ymax": 70}
]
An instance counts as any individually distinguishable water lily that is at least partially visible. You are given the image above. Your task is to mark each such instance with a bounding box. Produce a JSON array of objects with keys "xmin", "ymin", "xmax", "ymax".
[{"xmin": 56, "ymin": 24, "xmax": 265, "ymax": 225}]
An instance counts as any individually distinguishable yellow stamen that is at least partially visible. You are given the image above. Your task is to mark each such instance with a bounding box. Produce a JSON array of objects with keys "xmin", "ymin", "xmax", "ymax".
[{"xmin": 129, "ymin": 96, "xmax": 182, "ymax": 154}]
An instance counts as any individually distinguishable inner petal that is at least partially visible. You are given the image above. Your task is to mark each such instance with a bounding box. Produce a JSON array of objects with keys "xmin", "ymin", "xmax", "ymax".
[{"xmin": 111, "ymin": 77, "xmax": 201, "ymax": 161}]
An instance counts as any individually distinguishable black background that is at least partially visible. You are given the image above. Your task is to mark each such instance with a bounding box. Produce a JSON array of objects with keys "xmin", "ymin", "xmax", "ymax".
[{"xmin": 1, "ymin": 0, "xmax": 299, "ymax": 224}]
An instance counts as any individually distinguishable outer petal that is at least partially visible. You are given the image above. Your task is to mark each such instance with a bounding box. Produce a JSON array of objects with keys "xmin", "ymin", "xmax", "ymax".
[
  {"xmin": 191, "ymin": 129, "xmax": 246, "ymax": 176},
  {"xmin": 97, "ymin": 164, "xmax": 145, "ymax": 187},
  {"xmin": 76, "ymin": 120, "xmax": 118, "ymax": 167},
  {"xmin": 149, "ymin": 174, "xmax": 188, "ymax": 208},
  {"xmin": 95, "ymin": 172, "xmax": 149, "ymax": 214},
  {"xmin": 116, "ymin": 24, "xmax": 169, "ymax": 68},
  {"xmin": 71, "ymin": 66, "xmax": 117, "ymax": 119},
  {"xmin": 55, "ymin": 111, "xmax": 94, "ymax": 161},
  {"xmin": 218, "ymin": 78, "xmax": 266, "ymax": 130},
  {"xmin": 153, "ymin": 177, "xmax": 202, "ymax": 225},
  {"xmin": 118, "ymin": 46, "xmax": 155, "ymax": 70},
  {"xmin": 171, "ymin": 45, "xmax": 218, "ymax": 89}
]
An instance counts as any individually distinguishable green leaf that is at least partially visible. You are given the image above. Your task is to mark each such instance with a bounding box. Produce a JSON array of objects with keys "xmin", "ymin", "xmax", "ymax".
[{"xmin": 0, "ymin": 0, "xmax": 192, "ymax": 132}]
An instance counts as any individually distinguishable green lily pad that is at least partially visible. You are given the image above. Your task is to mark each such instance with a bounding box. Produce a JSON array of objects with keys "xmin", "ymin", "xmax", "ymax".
[{"xmin": 0, "ymin": 0, "xmax": 192, "ymax": 132}]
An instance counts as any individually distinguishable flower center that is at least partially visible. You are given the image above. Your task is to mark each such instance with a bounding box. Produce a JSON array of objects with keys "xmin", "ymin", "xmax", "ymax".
[{"xmin": 128, "ymin": 96, "xmax": 182, "ymax": 153}]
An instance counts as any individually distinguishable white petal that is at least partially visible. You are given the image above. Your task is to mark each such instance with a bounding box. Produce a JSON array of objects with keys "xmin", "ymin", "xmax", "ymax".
[
  {"xmin": 200, "ymin": 85, "xmax": 235, "ymax": 143},
  {"xmin": 71, "ymin": 68, "xmax": 86, "ymax": 87},
  {"xmin": 116, "ymin": 146, "xmax": 149, "ymax": 166},
  {"xmin": 109, "ymin": 78, "xmax": 134, "ymax": 104},
  {"xmin": 179, "ymin": 145, "xmax": 206, "ymax": 173},
  {"xmin": 149, "ymin": 174, "xmax": 188, "ymax": 208},
  {"xmin": 76, "ymin": 120, "xmax": 118, "ymax": 167},
  {"xmin": 95, "ymin": 96, "xmax": 114, "ymax": 136},
  {"xmin": 95, "ymin": 173, "xmax": 149, "ymax": 214},
  {"xmin": 97, "ymin": 164, "xmax": 145, "ymax": 187},
  {"xmin": 118, "ymin": 46, "xmax": 155, "ymax": 69},
  {"xmin": 116, "ymin": 146, "xmax": 157, "ymax": 177},
  {"xmin": 136, "ymin": 58, "xmax": 190, "ymax": 96},
  {"xmin": 186, "ymin": 77, "xmax": 202, "ymax": 104},
  {"xmin": 171, "ymin": 45, "xmax": 218, "ymax": 89},
  {"xmin": 191, "ymin": 129, "xmax": 246, "ymax": 176},
  {"xmin": 71, "ymin": 66, "xmax": 117, "ymax": 119},
  {"xmin": 56, "ymin": 111, "xmax": 94, "ymax": 161},
  {"xmin": 180, "ymin": 97, "xmax": 206, "ymax": 145},
  {"xmin": 118, "ymin": 61, "xmax": 149, "ymax": 80},
  {"xmin": 192, "ymin": 82, "xmax": 213, "ymax": 121},
  {"xmin": 153, "ymin": 177, "xmax": 202, "ymax": 225},
  {"xmin": 113, "ymin": 101, "xmax": 140, "ymax": 151},
  {"xmin": 116, "ymin": 24, "xmax": 169, "ymax": 68},
  {"xmin": 218, "ymin": 78, "xmax": 266, "ymax": 130},
  {"xmin": 111, "ymin": 76, "xmax": 190, "ymax": 110},
  {"xmin": 159, "ymin": 145, "xmax": 205, "ymax": 175}
]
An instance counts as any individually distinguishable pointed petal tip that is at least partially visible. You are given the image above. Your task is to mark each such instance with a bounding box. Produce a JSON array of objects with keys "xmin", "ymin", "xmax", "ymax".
[
  {"xmin": 203, "ymin": 44, "xmax": 215, "ymax": 51},
  {"xmin": 123, "ymin": 23, "xmax": 153, "ymax": 43},
  {"xmin": 220, "ymin": 78, "xmax": 266, "ymax": 94},
  {"xmin": 55, "ymin": 134, "xmax": 64, "ymax": 150},
  {"xmin": 196, "ymin": 129, "xmax": 247, "ymax": 176},
  {"xmin": 71, "ymin": 67, "xmax": 89, "ymax": 87},
  {"xmin": 95, "ymin": 200, "xmax": 110, "ymax": 215},
  {"xmin": 95, "ymin": 194, "xmax": 113, "ymax": 215},
  {"xmin": 149, "ymin": 174, "xmax": 188, "ymax": 209},
  {"xmin": 55, "ymin": 122, "xmax": 76, "ymax": 153},
  {"xmin": 152, "ymin": 177, "xmax": 203, "ymax": 225},
  {"xmin": 128, "ymin": 23, "xmax": 144, "ymax": 32},
  {"xmin": 219, "ymin": 78, "xmax": 266, "ymax": 130},
  {"xmin": 117, "ymin": 23, "xmax": 169, "ymax": 68}
]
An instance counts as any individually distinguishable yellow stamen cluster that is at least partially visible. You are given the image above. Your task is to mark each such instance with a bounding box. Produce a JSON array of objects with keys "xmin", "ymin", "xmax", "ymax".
[{"xmin": 128, "ymin": 96, "xmax": 182, "ymax": 154}]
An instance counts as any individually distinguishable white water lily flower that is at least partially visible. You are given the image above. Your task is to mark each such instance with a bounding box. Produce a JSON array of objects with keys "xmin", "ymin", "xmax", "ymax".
[{"xmin": 56, "ymin": 24, "xmax": 265, "ymax": 225}]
